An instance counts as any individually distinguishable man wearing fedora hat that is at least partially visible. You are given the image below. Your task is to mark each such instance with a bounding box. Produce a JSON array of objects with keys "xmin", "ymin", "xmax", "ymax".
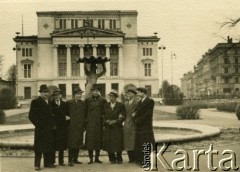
[
  {"xmin": 85, "ymin": 84, "xmax": 107, "ymax": 164},
  {"xmin": 29, "ymin": 84, "xmax": 56, "ymax": 171},
  {"xmin": 103, "ymin": 89, "xmax": 126, "ymax": 164},
  {"xmin": 50, "ymin": 88, "xmax": 69, "ymax": 166},
  {"xmin": 67, "ymin": 87, "xmax": 86, "ymax": 166},
  {"xmin": 132, "ymin": 87, "xmax": 155, "ymax": 166},
  {"xmin": 123, "ymin": 88, "xmax": 138, "ymax": 163}
]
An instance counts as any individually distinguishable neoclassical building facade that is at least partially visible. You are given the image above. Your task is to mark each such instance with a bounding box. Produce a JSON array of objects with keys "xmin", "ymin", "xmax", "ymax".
[{"xmin": 14, "ymin": 10, "xmax": 160, "ymax": 99}]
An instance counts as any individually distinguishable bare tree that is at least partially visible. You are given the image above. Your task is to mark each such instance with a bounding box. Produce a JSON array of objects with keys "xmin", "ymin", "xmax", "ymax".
[
  {"xmin": 0, "ymin": 55, "xmax": 3, "ymax": 78},
  {"xmin": 5, "ymin": 64, "xmax": 16, "ymax": 93}
]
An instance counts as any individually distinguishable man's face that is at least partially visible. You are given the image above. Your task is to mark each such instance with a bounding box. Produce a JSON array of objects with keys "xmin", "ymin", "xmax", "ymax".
[
  {"xmin": 53, "ymin": 93, "xmax": 62, "ymax": 101},
  {"xmin": 109, "ymin": 95, "xmax": 117, "ymax": 103},
  {"xmin": 126, "ymin": 92, "xmax": 135, "ymax": 100},
  {"xmin": 74, "ymin": 92, "xmax": 82, "ymax": 100},
  {"xmin": 136, "ymin": 91, "xmax": 144, "ymax": 98},
  {"xmin": 40, "ymin": 91, "xmax": 49, "ymax": 99},
  {"xmin": 92, "ymin": 89, "xmax": 100, "ymax": 97}
]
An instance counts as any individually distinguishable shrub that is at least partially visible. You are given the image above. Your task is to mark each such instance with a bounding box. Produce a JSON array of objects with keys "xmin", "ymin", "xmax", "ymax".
[
  {"xmin": 183, "ymin": 101, "xmax": 208, "ymax": 109},
  {"xmin": 0, "ymin": 109, "xmax": 6, "ymax": 124},
  {"xmin": 216, "ymin": 102, "xmax": 238, "ymax": 112},
  {"xmin": 176, "ymin": 103, "xmax": 200, "ymax": 120},
  {"xmin": 0, "ymin": 88, "xmax": 17, "ymax": 109}
]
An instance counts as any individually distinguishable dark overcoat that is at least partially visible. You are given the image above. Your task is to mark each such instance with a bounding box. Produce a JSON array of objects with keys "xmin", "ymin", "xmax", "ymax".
[
  {"xmin": 123, "ymin": 98, "xmax": 138, "ymax": 150},
  {"xmin": 103, "ymin": 102, "xmax": 126, "ymax": 153},
  {"xmin": 51, "ymin": 100, "xmax": 68, "ymax": 150},
  {"xmin": 67, "ymin": 99, "xmax": 86, "ymax": 149},
  {"xmin": 134, "ymin": 97, "xmax": 155, "ymax": 151},
  {"xmin": 29, "ymin": 97, "xmax": 55, "ymax": 152},
  {"xmin": 85, "ymin": 96, "xmax": 107, "ymax": 150}
]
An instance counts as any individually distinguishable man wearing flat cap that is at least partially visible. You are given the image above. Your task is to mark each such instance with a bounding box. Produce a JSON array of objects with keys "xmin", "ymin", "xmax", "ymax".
[
  {"xmin": 123, "ymin": 88, "xmax": 138, "ymax": 163},
  {"xmin": 103, "ymin": 90, "xmax": 126, "ymax": 164},
  {"xmin": 50, "ymin": 88, "xmax": 69, "ymax": 166},
  {"xmin": 85, "ymin": 84, "xmax": 107, "ymax": 164},
  {"xmin": 67, "ymin": 87, "xmax": 86, "ymax": 166},
  {"xmin": 29, "ymin": 84, "xmax": 56, "ymax": 171},
  {"xmin": 132, "ymin": 87, "xmax": 155, "ymax": 166}
]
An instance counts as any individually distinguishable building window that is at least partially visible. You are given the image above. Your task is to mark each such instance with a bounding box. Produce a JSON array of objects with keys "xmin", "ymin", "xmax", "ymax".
[
  {"xmin": 144, "ymin": 63, "xmax": 151, "ymax": 76},
  {"xmin": 59, "ymin": 63, "xmax": 66, "ymax": 77},
  {"xmin": 224, "ymin": 78, "xmax": 229, "ymax": 84},
  {"xmin": 98, "ymin": 19, "xmax": 105, "ymax": 29},
  {"xmin": 224, "ymin": 68, "xmax": 229, "ymax": 73},
  {"xmin": 71, "ymin": 19, "xmax": 78, "ymax": 29},
  {"xmin": 97, "ymin": 48, "xmax": 105, "ymax": 56},
  {"xmin": 224, "ymin": 58, "xmax": 230, "ymax": 64},
  {"xmin": 22, "ymin": 48, "xmax": 32, "ymax": 57},
  {"xmin": 24, "ymin": 64, "xmax": 31, "ymax": 78},
  {"xmin": 83, "ymin": 19, "xmax": 93, "ymax": 27},
  {"xmin": 109, "ymin": 19, "xmax": 116, "ymax": 29},
  {"xmin": 223, "ymin": 88, "xmax": 231, "ymax": 93},
  {"xmin": 111, "ymin": 83, "xmax": 119, "ymax": 91},
  {"xmin": 235, "ymin": 67, "xmax": 239, "ymax": 73},
  {"xmin": 143, "ymin": 48, "xmax": 152, "ymax": 56},
  {"xmin": 110, "ymin": 62, "xmax": 118, "ymax": 76},
  {"xmin": 72, "ymin": 84, "xmax": 79, "ymax": 95},
  {"xmin": 71, "ymin": 48, "xmax": 79, "ymax": 55},
  {"xmin": 235, "ymin": 58, "xmax": 239, "ymax": 64},
  {"xmin": 59, "ymin": 49, "xmax": 66, "ymax": 55},
  {"xmin": 72, "ymin": 63, "xmax": 80, "ymax": 77},
  {"xmin": 235, "ymin": 77, "xmax": 239, "ymax": 83},
  {"xmin": 60, "ymin": 19, "xmax": 66, "ymax": 29},
  {"xmin": 110, "ymin": 47, "xmax": 118, "ymax": 55}
]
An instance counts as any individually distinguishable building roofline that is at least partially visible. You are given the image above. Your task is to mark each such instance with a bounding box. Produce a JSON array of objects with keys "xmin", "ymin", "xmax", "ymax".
[
  {"xmin": 13, "ymin": 36, "xmax": 38, "ymax": 42},
  {"xmin": 36, "ymin": 10, "xmax": 138, "ymax": 17},
  {"xmin": 137, "ymin": 36, "xmax": 160, "ymax": 42}
]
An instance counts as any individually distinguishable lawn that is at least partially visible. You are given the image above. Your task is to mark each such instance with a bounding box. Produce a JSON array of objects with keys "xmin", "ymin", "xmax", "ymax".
[{"xmin": 4, "ymin": 112, "xmax": 31, "ymax": 125}]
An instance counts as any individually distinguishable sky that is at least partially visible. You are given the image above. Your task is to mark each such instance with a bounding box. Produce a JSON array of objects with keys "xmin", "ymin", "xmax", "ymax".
[{"xmin": 1, "ymin": 0, "xmax": 240, "ymax": 86}]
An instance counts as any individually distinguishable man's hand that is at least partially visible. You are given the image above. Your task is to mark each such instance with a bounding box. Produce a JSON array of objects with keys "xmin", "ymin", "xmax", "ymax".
[
  {"xmin": 132, "ymin": 112, "xmax": 136, "ymax": 118},
  {"xmin": 66, "ymin": 116, "xmax": 70, "ymax": 120}
]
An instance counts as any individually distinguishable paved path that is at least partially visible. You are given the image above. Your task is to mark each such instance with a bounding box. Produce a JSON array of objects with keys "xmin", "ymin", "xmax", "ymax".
[
  {"xmin": 1, "ymin": 143, "xmax": 239, "ymax": 172},
  {"xmin": 155, "ymin": 106, "xmax": 240, "ymax": 128}
]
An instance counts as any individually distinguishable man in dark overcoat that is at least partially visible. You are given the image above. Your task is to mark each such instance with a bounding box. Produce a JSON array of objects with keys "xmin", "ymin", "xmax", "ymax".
[
  {"xmin": 29, "ymin": 84, "xmax": 56, "ymax": 171},
  {"xmin": 103, "ymin": 90, "xmax": 126, "ymax": 164},
  {"xmin": 123, "ymin": 88, "xmax": 138, "ymax": 163},
  {"xmin": 50, "ymin": 88, "xmax": 69, "ymax": 166},
  {"xmin": 85, "ymin": 84, "xmax": 107, "ymax": 164},
  {"xmin": 67, "ymin": 87, "xmax": 85, "ymax": 166},
  {"xmin": 132, "ymin": 87, "xmax": 155, "ymax": 166}
]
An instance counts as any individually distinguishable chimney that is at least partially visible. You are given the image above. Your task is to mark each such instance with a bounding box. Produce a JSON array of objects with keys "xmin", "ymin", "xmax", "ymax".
[{"xmin": 227, "ymin": 36, "xmax": 232, "ymax": 44}]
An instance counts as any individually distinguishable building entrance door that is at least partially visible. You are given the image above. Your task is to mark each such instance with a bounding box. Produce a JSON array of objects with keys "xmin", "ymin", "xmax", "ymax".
[
  {"xmin": 98, "ymin": 84, "xmax": 106, "ymax": 97},
  {"xmin": 59, "ymin": 84, "xmax": 66, "ymax": 98},
  {"xmin": 24, "ymin": 87, "xmax": 31, "ymax": 99},
  {"xmin": 145, "ymin": 85, "xmax": 152, "ymax": 97}
]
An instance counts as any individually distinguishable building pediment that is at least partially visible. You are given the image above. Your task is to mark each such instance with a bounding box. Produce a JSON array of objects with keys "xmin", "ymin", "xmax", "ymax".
[
  {"xmin": 51, "ymin": 27, "xmax": 125, "ymax": 38},
  {"xmin": 21, "ymin": 59, "xmax": 34, "ymax": 64}
]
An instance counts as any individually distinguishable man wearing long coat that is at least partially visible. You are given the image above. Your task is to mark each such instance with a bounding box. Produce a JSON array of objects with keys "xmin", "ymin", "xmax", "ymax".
[
  {"xmin": 123, "ymin": 89, "xmax": 138, "ymax": 163},
  {"xmin": 50, "ymin": 88, "xmax": 69, "ymax": 166},
  {"xmin": 85, "ymin": 84, "xmax": 107, "ymax": 164},
  {"xmin": 29, "ymin": 84, "xmax": 56, "ymax": 171},
  {"xmin": 133, "ymin": 87, "xmax": 155, "ymax": 166},
  {"xmin": 67, "ymin": 87, "xmax": 85, "ymax": 166},
  {"xmin": 103, "ymin": 90, "xmax": 126, "ymax": 164}
]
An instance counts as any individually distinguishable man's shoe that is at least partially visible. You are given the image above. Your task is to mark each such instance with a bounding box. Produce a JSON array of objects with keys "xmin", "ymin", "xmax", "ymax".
[
  {"xmin": 95, "ymin": 159, "xmax": 103, "ymax": 163},
  {"xmin": 73, "ymin": 160, "xmax": 82, "ymax": 164},
  {"xmin": 44, "ymin": 164, "xmax": 56, "ymax": 168},
  {"xmin": 35, "ymin": 167, "xmax": 41, "ymax": 171},
  {"xmin": 68, "ymin": 162, "xmax": 74, "ymax": 167},
  {"xmin": 117, "ymin": 161, "xmax": 123, "ymax": 164},
  {"xmin": 88, "ymin": 160, "xmax": 93, "ymax": 164}
]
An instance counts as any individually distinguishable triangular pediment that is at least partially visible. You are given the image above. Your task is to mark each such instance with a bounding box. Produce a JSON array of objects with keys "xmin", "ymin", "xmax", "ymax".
[{"xmin": 51, "ymin": 27, "xmax": 125, "ymax": 37}]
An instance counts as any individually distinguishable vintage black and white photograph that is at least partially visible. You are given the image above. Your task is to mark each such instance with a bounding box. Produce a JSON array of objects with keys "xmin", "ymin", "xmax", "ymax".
[{"xmin": 0, "ymin": 0, "xmax": 240, "ymax": 171}]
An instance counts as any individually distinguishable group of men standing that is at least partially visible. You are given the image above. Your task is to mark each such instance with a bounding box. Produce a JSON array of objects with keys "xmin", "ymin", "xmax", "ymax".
[{"xmin": 29, "ymin": 84, "xmax": 155, "ymax": 171}]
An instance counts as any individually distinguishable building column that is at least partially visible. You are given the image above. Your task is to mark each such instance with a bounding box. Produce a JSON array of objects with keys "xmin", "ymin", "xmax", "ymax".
[
  {"xmin": 105, "ymin": 44, "xmax": 111, "ymax": 77},
  {"xmin": 66, "ymin": 44, "xmax": 71, "ymax": 77},
  {"xmin": 118, "ymin": 44, "xmax": 123, "ymax": 77},
  {"xmin": 52, "ymin": 45, "xmax": 58, "ymax": 78},
  {"xmin": 92, "ymin": 44, "xmax": 98, "ymax": 57},
  {"xmin": 79, "ymin": 44, "xmax": 84, "ymax": 77}
]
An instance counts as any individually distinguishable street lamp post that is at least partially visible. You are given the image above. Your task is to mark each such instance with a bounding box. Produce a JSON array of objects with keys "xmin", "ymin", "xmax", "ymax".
[
  {"xmin": 13, "ymin": 32, "xmax": 21, "ymax": 103},
  {"xmin": 159, "ymin": 45, "xmax": 166, "ymax": 99},
  {"xmin": 171, "ymin": 52, "xmax": 176, "ymax": 86}
]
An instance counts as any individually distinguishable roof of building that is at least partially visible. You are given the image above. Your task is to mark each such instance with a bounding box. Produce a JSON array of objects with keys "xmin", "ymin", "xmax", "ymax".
[
  {"xmin": 36, "ymin": 10, "xmax": 138, "ymax": 17},
  {"xmin": 13, "ymin": 36, "xmax": 38, "ymax": 42},
  {"xmin": 137, "ymin": 36, "xmax": 160, "ymax": 42}
]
